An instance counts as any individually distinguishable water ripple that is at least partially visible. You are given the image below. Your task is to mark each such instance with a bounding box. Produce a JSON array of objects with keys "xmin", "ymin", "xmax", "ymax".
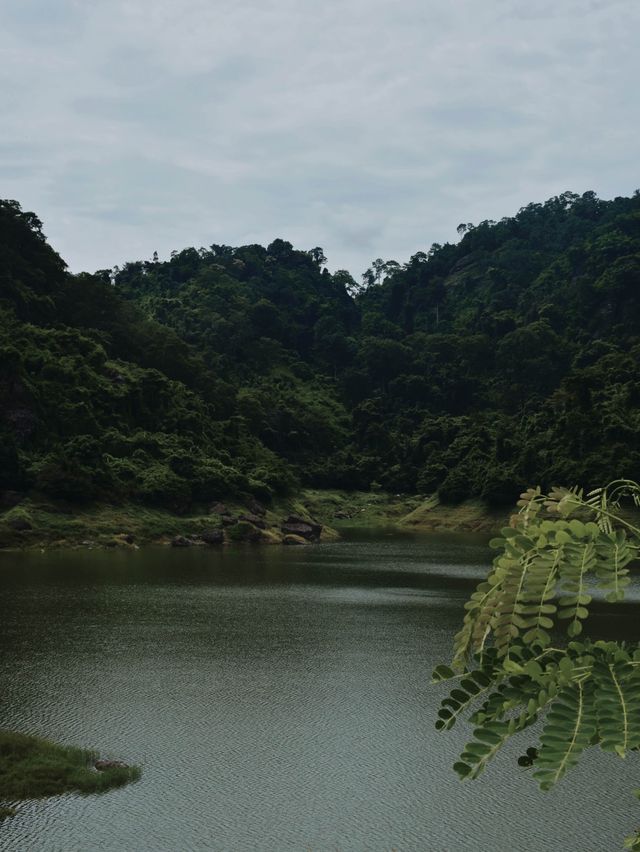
[{"xmin": 0, "ymin": 539, "xmax": 637, "ymax": 851}]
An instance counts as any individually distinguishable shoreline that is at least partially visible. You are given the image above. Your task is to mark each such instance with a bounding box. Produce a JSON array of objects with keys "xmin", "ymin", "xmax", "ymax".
[{"xmin": 0, "ymin": 489, "xmax": 506, "ymax": 552}]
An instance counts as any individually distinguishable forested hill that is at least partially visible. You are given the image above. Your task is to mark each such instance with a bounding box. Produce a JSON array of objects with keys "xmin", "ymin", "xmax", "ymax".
[{"xmin": 1, "ymin": 189, "xmax": 639, "ymax": 512}]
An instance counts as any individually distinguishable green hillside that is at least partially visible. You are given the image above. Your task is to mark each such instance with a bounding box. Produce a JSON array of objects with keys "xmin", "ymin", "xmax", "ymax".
[{"xmin": 1, "ymin": 189, "xmax": 639, "ymax": 517}]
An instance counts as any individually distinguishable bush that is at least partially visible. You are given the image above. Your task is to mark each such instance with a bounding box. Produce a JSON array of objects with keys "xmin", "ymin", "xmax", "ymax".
[
  {"xmin": 438, "ymin": 469, "xmax": 470, "ymax": 504},
  {"xmin": 136, "ymin": 463, "xmax": 191, "ymax": 511}
]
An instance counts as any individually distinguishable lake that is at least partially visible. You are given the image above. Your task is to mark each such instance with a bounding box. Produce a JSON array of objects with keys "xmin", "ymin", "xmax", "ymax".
[{"xmin": 0, "ymin": 531, "xmax": 638, "ymax": 851}]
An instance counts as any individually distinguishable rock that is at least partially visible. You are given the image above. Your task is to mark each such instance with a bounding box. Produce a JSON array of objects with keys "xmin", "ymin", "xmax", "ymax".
[
  {"xmin": 238, "ymin": 513, "xmax": 266, "ymax": 529},
  {"xmin": 248, "ymin": 499, "xmax": 266, "ymax": 516},
  {"xmin": 285, "ymin": 514, "xmax": 307, "ymax": 525},
  {"xmin": 283, "ymin": 534, "xmax": 309, "ymax": 546},
  {"xmin": 220, "ymin": 514, "xmax": 236, "ymax": 526},
  {"xmin": 333, "ymin": 510, "xmax": 351, "ymax": 519},
  {"xmin": 121, "ymin": 533, "xmax": 135, "ymax": 544},
  {"xmin": 199, "ymin": 529, "xmax": 224, "ymax": 545},
  {"xmin": 281, "ymin": 517, "xmax": 322, "ymax": 541},
  {"xmin": 284, "ymin": 515, "xmax": 322, "ymax": 538},
  {"xmin": 103, "ymin": 540, "xmax": 117, "ymax": 548},
  {"xmin": 281, "ymin": 522, "xmax": 314, "ymax": 540},
  {"xmin": 171, "ymin": 535, "xmax": 193, "ymax": 547},
  {"xmin": 7, "ymin": 517, "xmax": 32, "ymax": 531},
  {"xmin": 209, "ymin": 501, "xmax": 228, "ymax": 515},
  {"xmin": 94, "ymin": 759, "xmax": 129, "ymax": 771},
  {"xmin": 228, "ymin": 521, "xmax": 262, "ymax": 542}
]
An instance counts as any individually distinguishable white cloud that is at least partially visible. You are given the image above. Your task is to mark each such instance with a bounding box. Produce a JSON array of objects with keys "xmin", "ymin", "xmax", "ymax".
[{"xmin": 1, "ymin": 0, "xmax": 639, "ymax": 275}]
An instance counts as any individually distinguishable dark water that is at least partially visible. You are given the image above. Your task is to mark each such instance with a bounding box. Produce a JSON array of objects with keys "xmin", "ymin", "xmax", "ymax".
[{"xmin": 0, "ymin": 531, "xmax": 638, "ymax": 852}]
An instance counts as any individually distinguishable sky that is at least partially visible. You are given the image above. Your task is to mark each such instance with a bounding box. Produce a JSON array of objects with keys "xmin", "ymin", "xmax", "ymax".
[{"xmin": 1, "ymin": 0, "xmax": 639, "ymax": 277}]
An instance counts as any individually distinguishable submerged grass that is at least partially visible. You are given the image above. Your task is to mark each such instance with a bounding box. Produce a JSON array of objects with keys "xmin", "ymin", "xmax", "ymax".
[{"xmin": 0, "ymin": 730, "xmax": 140, "ymax": 807}]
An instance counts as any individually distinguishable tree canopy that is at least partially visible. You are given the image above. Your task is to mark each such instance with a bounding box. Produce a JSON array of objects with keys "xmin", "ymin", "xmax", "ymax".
[{"xmin": 1, "ymin": 190, "xmax": 640, "ymax": 510}]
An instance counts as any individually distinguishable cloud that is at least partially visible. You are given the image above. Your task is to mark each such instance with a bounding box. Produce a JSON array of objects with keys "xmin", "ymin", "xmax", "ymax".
[{"xmin": 1, "ymin": 0, "xmax": 639, "ymax": 275}]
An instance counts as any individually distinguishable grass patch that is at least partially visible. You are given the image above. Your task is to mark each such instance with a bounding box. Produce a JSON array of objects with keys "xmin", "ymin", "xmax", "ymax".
[
  {"xmin": 300, "ymin": 488, "xmax": 423, "ymax": 528},
  {"xmin": 300, "ymin": 489, "xmax": 506, "ymax": 533},
  {"xmin": 0, "ymin": 500, "xmax": 231, "ymax": 549},
  {"xmin": 0, "ymin": 730, "xmax": 141, "ymax": 805}
]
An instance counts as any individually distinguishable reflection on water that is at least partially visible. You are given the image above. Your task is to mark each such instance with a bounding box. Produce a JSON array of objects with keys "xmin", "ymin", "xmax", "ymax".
[{"xmin": 0, "ymin": 532, "xmax": 638, "ymax": 851}]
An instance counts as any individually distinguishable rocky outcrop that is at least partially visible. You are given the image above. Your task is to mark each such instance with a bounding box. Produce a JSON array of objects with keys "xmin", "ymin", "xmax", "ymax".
[
  {"xmin": 171, "ymin": 535, "xmax": 193, "ymax": 547},
  {"xmin": 199, "ymin": 529, "xmax": 224, "ymax": 545},
  {"xmin": 238, "ymin": 513, "xmax": 266, "ymax": 529},
  {"xmin": 281, "ymin": 515, "xmax": 322, "ymax": 541},
  {"xmin": 227, "ymin": 520, "xmax": 263, "ymax": 543},
  {"xmin": 209, "ymin": 502, "xmax": 228, "ymax": 515}
]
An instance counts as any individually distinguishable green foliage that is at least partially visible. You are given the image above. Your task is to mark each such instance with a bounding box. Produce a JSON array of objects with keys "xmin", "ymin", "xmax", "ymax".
[
  {"xmin": 434, "ymin": 480, "xmax": 640, "ymax": 850},
  {"xmin": 2, "ymin": 191, "xmax": 640, "ymax": 512},
  {"xmin": 0, "ymin": 729, "xmax": 140, "ymax": 804}
]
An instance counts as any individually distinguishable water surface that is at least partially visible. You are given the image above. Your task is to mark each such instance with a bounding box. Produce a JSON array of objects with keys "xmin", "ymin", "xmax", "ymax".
[{"xmin": 0, "ymin": 532, "xmax": 638, "ymax": 851}]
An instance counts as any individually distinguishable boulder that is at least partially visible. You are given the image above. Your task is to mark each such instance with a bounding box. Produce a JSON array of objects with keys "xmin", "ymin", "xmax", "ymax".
[
  {"xmin": 7, "ymin": 517, "xmax": 32, "ymax": 531},
  {"xmin": 283, "ymin": 534, "xmax": 309, "ymax": 546},
  {"xmin": 239, "ymin": 513, "xmax": 266, "ymax": 529},
  {"xmin": 121, "ymin": 533, "xmax": 135, "ymax": 544},
  {"xmin": 281, "ymin": 523, "xmax": 314, "ymax": 540},
  {"xmin": 281, "ymin": 517, "xmax": 322, "ymax": 541},
  {"xmin": 285, "ymin": 514, "xmax": 308, "ymax": 525},
  {"xmin": 171, "ymin": 535, "xmax": 193, "ymax": 547},
  {"xmin": 220, "ymin": 515, "xmax": 237, "ymax": 526},
  {"xmin": 209, "ymin": 501, "xmax": 228, "ymax": 515},
  {"xmin": 199, "ymin": 529, "xmax": 224, "ymax": 545},
  {"xmin": 284, "ymin": 515, "xmax": 322, "ymax": 538},
  {"xmin": 228, "ymin": 521, "xmax": 262, "ymax": 543}
]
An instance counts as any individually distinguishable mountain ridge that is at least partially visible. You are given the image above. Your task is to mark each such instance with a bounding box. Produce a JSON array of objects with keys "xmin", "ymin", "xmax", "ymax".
[{"xmin": 1, "ymin": 189, "xmax": 639, "ymax": 519}]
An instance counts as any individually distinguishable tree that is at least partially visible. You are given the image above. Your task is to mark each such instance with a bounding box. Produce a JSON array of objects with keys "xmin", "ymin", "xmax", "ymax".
[
  {"xmin": 433, "ymin": 480, "xmax": 640, "ymax": 850},
  {"xmin": 307, "ymin": 246, "xmax": 327, "ymax": 268}
]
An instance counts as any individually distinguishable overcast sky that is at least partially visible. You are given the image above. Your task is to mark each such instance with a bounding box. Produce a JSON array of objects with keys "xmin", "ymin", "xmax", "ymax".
[{"xmin": 1, "ymin": 0, "xmax": 639, "ymax": 276}]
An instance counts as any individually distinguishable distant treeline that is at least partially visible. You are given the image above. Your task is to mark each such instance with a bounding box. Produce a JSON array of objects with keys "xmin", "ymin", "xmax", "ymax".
[{"xmin": 1, "ymin": 189, "xmax": 639, "ymax": 509}]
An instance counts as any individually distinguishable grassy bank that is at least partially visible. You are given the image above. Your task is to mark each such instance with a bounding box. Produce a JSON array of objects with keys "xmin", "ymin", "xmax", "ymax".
[
  {"xmin": 0, "ymin": 730, "xmax": 140, "ymax": 818},
  {"xmin": 300, "ymin": 490, "xmax": 506, "ymax": 533},
  {"xmin": 0, "ymin": 495, "xmax": 339, "ymax": 550},
  {"xmin": 0, "ymin": 490, "xmax": 504, "ymax": 551}
]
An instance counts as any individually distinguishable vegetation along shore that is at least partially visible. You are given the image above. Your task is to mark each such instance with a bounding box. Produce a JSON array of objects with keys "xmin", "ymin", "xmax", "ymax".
[
  {"xmin": 0, "ymin": 490, "xmax": 505, "ymax": 551},
  {"xmin": 2, "ymin": 191, "xmax": 640, "ymax": 547}
]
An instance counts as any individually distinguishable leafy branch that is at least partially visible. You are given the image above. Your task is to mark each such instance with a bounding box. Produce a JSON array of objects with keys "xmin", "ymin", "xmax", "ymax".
[{"xmin": 433, "ymin": 481, "xmax": 640, "ymax": 850}]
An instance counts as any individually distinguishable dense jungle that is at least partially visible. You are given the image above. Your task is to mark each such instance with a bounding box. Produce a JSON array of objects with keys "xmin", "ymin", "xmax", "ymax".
[{"xmin": 2, "ymin": 189, "xmax": 640, "ymax": 519}]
